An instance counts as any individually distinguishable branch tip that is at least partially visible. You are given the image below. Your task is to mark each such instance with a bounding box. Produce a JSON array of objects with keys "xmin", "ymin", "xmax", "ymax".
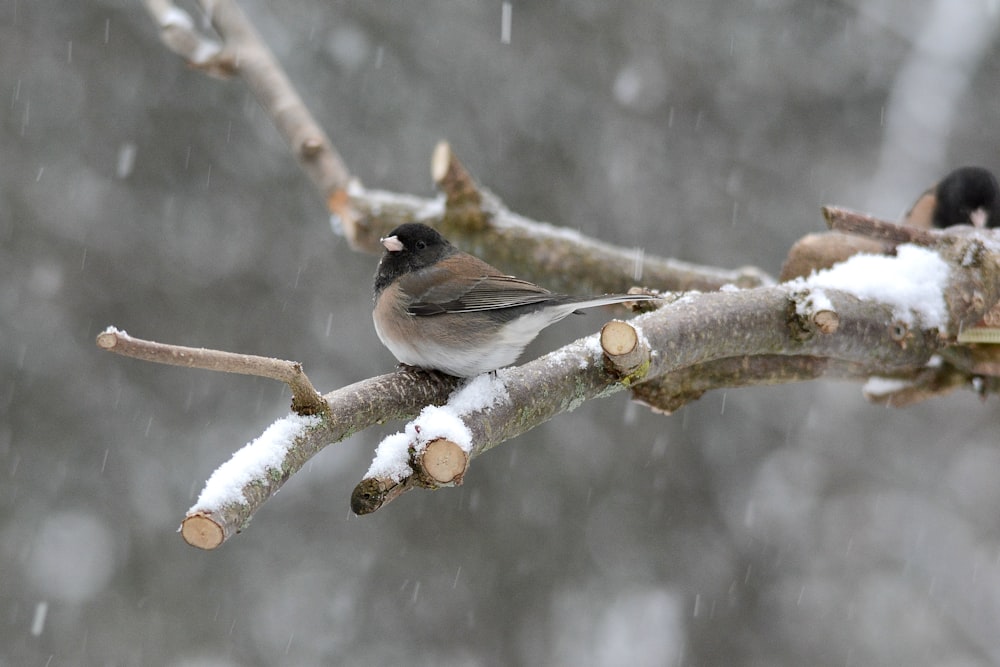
[
  {"xmin": 601, "ymin": 319, "xmax": 652, "ymax": 380},
  {"xmin": 420, "ymin": 438, "xmax": 469, "ymax": 485},
  {"xmin": 96, "ymin": 331, "xmax": 119, "ymax": 349},
  {"xmin": 181, "ymin": 511, "xmax": 225, "ymax": 550},
  {"xmin": 431, "ymin": 141, "xmax": 452, "ymax": 183}
]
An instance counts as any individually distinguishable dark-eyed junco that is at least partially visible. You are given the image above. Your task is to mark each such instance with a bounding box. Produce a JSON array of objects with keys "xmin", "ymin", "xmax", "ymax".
[
  {"xmin": 372, "ymin": 223, "xmax": 657, "ymax": 377},
  {"xmin": 903, "ymin": 166, "xmax": 1000, "ymax": 229}
]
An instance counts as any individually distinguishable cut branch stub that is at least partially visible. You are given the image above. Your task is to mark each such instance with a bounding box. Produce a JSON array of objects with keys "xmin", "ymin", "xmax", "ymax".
[
  {"xmin": 418, "ymin": 438, "xmax": 469, "ymax": 486},
  {"xmin": 601, "ymin": 320, "xmax": 650, "ymax": 379},
  {"xmin": 180, "ymin": 511, "xmax": 226, "ymax": 550},
  {"xmin": 432, "ymin": 141, "xmax": 483, "ymax": 212},
  {"xmin": 788, "ymin": 290, "xmax": 840, "ymax": 340}
]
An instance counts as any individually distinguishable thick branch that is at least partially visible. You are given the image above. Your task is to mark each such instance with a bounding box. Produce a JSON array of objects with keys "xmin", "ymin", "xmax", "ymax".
[
  {"xmin": 107, "ymin": 229, "xmax": 999, "ymax": 541},
  {"xmin": 630, "ymin": 355, "xmax": 873, "ymax": 414},
  {"xmin": 350, "ymin": 275, "xmax": 984, "ymax": 514},
  {"xmin": 345, "ymin": 183, "xmax": 772, "ymax": 295}
]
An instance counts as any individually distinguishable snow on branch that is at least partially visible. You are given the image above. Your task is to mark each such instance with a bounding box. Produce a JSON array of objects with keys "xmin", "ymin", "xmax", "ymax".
[
  {"xmin": 179, "ymin": 368, "xmax": 461, "ymax": 549},
  {"xmin": 348, "ymin": 237, "xmax": 998, "ymax": 514},
  {"xmin": 98, "ymin": 200, "xmax": 1000, "ymax": 546}
]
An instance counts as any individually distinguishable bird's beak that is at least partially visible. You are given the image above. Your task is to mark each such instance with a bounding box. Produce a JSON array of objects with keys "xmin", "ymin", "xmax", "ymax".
[
  {"xmin": 381, "ymin": 235, "xmax": 404, "ymax": 252},
  {"xmin": 970, "ymin": 207, "xmax": 989, "ymax": 228}
]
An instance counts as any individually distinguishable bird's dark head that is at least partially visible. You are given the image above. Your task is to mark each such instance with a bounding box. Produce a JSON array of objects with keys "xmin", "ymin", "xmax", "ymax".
[
  {"xmin": 934, "ymin": 166, "xmax": 1000, "ymax": 229},
  {"xmin": 374, "ymin": 223, "xmax": 455, "ymax": 294}
]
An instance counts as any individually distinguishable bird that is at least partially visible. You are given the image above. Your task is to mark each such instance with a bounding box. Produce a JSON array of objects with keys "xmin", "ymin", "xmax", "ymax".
[
  {"xmin": 372, "ymin": 223, "xmax": 657, "ymax": 377},
  {"xmin": 903, "ymin": 166, "xmax": 1000, "ymax": 229}
]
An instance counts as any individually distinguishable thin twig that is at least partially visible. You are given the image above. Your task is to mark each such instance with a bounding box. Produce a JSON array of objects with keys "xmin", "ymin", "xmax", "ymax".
[
  {"xmin": 96, "ymin": 328, "xmax": 327, "ymax": 415},
  {"xmin": 145, "ymin": 0, "xmax": 354, "ymax": 218},
  {"xmin": 144, "ymin": 0, "xmax": 233, "ymax": 76}
]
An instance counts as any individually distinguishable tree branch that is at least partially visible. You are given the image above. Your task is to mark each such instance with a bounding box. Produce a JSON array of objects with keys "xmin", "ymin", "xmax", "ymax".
[
  {"xmin": 144, "ymin": 0, "xmax": 355, "ymax": 219},
  {"xmin": 180, "ymin": 368, "xmax": 461, "ymax": 549},
  {"xmin": 96, "ymin": 327, "xmax": 328, "ymax": 415},
  {"xmin": 146, "ymin": 0, "xmax": 771, "ymax": 294},
  {"xmin": 132, "ymin": 3, "xmax": 1000, "ymax": 548},
  {"xmin": 344, "ymin": 144, "xmax": 773, "ymax": 295},
  {"xmin": 822, "ymin": 205, "xmax": 939, "ymax": 246},
  {"xmin": 348, "ymin": 239, "xmax": 999, "ymax": 515}
]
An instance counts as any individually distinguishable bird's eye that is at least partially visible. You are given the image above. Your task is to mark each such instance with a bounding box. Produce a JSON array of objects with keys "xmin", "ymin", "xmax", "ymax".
[{"xmin": 415, "ymin": 240, "xmax": 427, "ymax": 250}]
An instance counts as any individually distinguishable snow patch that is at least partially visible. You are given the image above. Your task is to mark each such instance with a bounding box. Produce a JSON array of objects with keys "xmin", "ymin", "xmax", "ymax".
[
  {"xmin": 795, "ymin": 288, "xmax": 834, "ymax": 316},
  {"xmin": 193, "ymin": 414, "xmax": 320, "ymax": 510},
  {"xmin": 863, "ymin": 376, "xmax": 912, "ymax": 395},
  {"xmin": 798, "ymin": 244, "xmax": 950, "ymax": 328},
  {"xmin": 103, "ymin": 325, "xmax": 129, "ymax": 337},
  {"xmin": 365, "ymin": 374, "xmax": 510, "ymax": 481}
]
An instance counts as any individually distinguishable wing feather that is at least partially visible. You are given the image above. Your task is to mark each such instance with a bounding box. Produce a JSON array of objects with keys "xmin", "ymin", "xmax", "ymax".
[{"xmin": 398, "ymin": 261, "xmax": 559, "ymax": 317}]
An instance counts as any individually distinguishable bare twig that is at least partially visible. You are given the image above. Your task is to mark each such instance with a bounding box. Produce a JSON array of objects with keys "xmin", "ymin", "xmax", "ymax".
[
  {"xmin": 145, "ymin": 1, "xmax": 771, "ymax": 293},
  {"xmin": 95, "ymin": 328, "xmax": 327, "ymax": 415}
]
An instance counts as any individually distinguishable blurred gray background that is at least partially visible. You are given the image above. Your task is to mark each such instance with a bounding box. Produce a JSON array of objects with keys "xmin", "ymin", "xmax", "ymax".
[{"xmin": 4, "ymin": 1, "xmax": 1000, "ymax": 665}]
